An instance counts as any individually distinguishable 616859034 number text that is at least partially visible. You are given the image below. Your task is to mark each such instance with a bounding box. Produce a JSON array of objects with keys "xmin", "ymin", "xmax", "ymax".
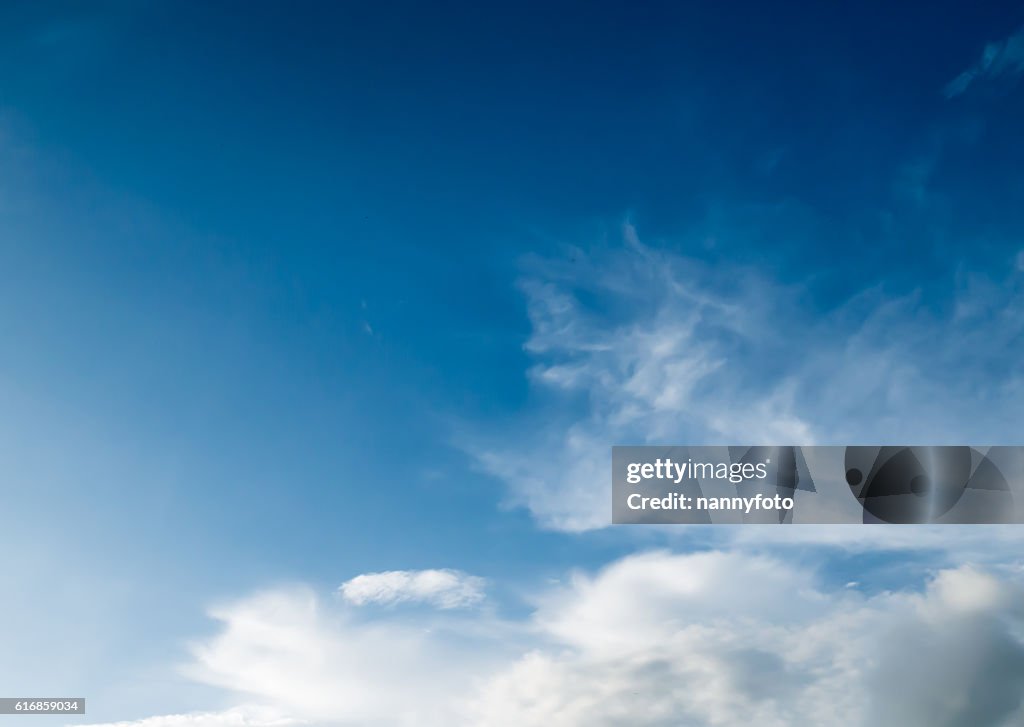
[{"xmin": 0, "ymin": 698, "xmax": 85, "ymax": 715}]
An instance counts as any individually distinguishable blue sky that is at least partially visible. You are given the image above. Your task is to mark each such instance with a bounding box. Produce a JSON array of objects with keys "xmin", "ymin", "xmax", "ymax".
[{"xmin": 2, "ymin": 2, "xmax": 1024, "ymax": 725}]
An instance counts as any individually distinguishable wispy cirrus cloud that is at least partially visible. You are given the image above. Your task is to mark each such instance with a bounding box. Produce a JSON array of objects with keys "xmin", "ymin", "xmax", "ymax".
[
  {"xmin": 466, "ymin": 224, "xmax": 1024, "ymax": 532},
  {"xmin": 945, "ymin": 25, "xmax": 1024, "ymax": 97}
]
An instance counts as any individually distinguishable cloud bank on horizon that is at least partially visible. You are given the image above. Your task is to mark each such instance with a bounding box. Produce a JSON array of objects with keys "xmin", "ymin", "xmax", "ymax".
[{"xmin": 80, "ymin": 553, "xmax": 1024, "ymax": 727}]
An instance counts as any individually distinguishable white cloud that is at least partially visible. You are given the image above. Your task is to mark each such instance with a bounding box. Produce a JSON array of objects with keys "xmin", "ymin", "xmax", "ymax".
[
  {"xmin": 467, "ymin": 225, "xmax": 1024, "ymax": 532},
  {"xmin": 80, "ymin": 551, "xmax": 1024, "ymax": 727},
  {"xmin": 474, "ymin": 553, "xmax": 1024, "ymax": 727},
  {"xmin": 338, "ymin": 569, "xmax": 486, "ymax": 609},
  {"xmin": 178, "ymin": 586, "xmax": 505, "ymax": 726},
  {"xmin": 945, "ymin": 25, "xmax": 1024, "ymax": 97},
  {"xmin": 77, "ymin": 705, "xmax": 303, "ymax": 727}
]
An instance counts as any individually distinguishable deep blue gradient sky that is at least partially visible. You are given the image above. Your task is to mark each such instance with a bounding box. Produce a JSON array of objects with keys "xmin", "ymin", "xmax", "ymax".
[{"xmin": 2, "ymin": 2, "xmax": 1024, "ymax": 723}]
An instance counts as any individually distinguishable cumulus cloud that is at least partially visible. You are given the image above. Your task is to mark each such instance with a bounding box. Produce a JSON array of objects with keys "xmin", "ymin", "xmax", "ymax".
[
  {"xmin": 178, "ymin": 586, "xmax": 505, "ymax": 726},
  {"xmin": 81, "ymin": 551, "xmax": 1024, "ymax": 727},
  {"xmin": 466, "ymin": 224, "xmax": 1024, "ymax": 532},
  {"xmin": 945, "ymin": 25, "xmax": 1024, "ymax": 97},
  {"xmin": 472, "ymin": 552, "xmax": 1024, "ymax": 727},
  {"xmin": 338, "ymin": 569, "xmax": 486, "ymax": 609}
]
